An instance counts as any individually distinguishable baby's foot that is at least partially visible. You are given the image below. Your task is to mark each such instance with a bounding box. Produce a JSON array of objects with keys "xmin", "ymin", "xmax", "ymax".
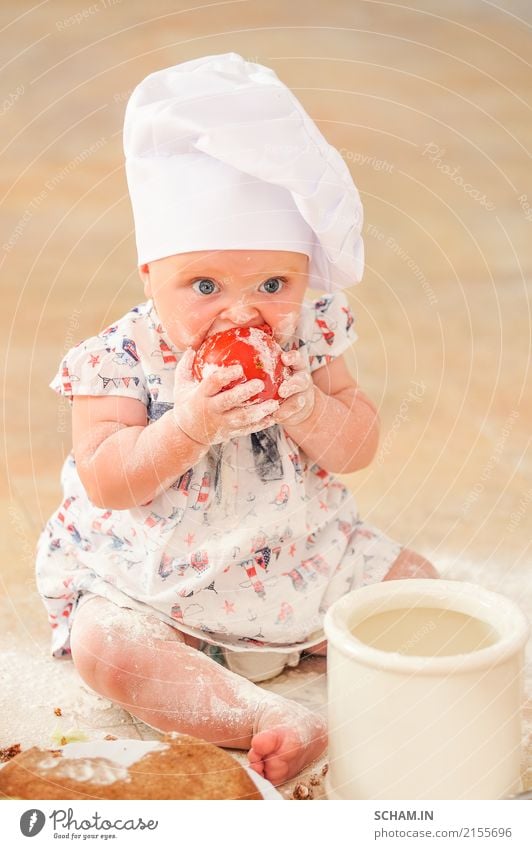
[{"xmin": 247, "ymin": 698, "xmax": 327, "ymax": 785}]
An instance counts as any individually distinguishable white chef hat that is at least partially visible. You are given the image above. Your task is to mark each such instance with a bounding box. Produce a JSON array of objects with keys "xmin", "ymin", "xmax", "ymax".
[{"xmin": 124, "ymin": 52, "xmax": 364, "ymax": 292}]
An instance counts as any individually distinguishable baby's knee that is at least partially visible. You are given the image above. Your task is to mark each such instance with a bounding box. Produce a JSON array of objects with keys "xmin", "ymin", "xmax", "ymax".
[
  {"xmin": 383, "ymin": 548, "xmax": 439, "ymax": 582},
  {"xmin": 70, "ymin": 598, "xmax": 111, "ymax": 690},
  {"xmin": 70, "ymin": 597, "xmax": 126, "ymax": 692},
  {"xmin": 69, "ymin": 597, "xmax": 185, "ymax": 698}
]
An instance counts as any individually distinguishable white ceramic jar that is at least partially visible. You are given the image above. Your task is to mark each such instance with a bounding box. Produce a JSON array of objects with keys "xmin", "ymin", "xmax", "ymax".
[{"xmin": 324, "ymin": 579, "xmax": 529, "ymax": 800}]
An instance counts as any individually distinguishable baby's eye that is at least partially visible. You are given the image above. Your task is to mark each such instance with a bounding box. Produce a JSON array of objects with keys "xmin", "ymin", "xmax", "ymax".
[
  {"xmin": 192, "ymin": 278, "xmax": 219, "ymax": 295},
  {"xmin": 259, "ymin": 277, "xmax": 284, "ymax": 294}
]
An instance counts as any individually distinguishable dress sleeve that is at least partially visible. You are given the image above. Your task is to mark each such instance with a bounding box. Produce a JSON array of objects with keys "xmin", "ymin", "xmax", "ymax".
[
  {"xmin": 49, "ymin": 332, "xmax": 149, "ymax": 406},
  {"xmin": 302, "ymin": 292, "xmax": 358, "ymax": 373}
]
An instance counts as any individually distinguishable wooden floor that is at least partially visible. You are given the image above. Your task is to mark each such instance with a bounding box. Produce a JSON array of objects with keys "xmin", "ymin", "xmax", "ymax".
[{"xmin": 1, "ymin": 0, "xmax": 530, "ymax": 797}]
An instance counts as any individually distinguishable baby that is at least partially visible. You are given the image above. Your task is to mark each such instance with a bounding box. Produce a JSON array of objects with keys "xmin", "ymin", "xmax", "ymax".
[{"xmin": 36, "ymin": 54, "xmax": 438, "ymax": 785}]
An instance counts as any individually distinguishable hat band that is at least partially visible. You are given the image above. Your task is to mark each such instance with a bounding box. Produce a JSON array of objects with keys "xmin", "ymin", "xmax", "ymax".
[{"xmin": 126, "ymin": 155, "xmax": 314, "ymax": 265}]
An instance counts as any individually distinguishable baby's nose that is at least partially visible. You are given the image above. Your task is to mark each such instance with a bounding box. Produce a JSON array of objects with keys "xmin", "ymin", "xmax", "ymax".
[{"xmin": 220, "ymin": 303, "xmax": 260, "ymax": 325}]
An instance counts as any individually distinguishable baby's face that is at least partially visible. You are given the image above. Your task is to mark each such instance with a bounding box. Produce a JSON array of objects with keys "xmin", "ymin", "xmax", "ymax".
[{"xmin": 140, "ymin": 249, "xmax": 309, "ymax": 350}]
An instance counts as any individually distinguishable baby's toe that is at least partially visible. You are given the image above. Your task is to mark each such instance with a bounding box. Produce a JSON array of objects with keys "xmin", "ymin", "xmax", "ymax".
[
  {"xmin": 247, "ymin": 746, "xmax": 265, "ymax": 773},
  {"xmin": 249, "ymin": 728, "xmax": 282, "ymax": 757}
]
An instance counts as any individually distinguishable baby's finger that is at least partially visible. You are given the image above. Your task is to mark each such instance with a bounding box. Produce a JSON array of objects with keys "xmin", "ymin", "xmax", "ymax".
[
  {"xmin": 201, "ymin": 364, "xmax": 244, "ymax": 396},
  {"xmin": 174, "ymin": 348, "xmax": 197, "ymax": 382},
  {"xmin": 278, "ymin": 371, "xmax": 312, "ymax": 398},
  {"xmin": 272, "ymin": 396, "xmax": 304, "ymax": 421},
  {"xmin": 227, "ymin": 398, "xmax": 279, "ymax": 428},
  {"xmin": 281, "ymin": 348, "xmax": 309, "ymax": 371},
  {"xmin": 214, "ymin": 378, "xmax": 265, "ymax": 412},
  {"xmin": 281, "ymin": 349, "xmax": 300, "ymax": 368},
  {"xmin": 230, "ymin": 415, "xmax": 277, "ymax": 437}
]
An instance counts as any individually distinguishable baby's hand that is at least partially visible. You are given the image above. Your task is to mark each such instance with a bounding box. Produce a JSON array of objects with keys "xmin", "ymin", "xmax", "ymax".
[
  {"xmin": 272, "ymin": 348, "xmax": 316, "ymax": 427},
  {"xmin": 172, "ymin": 348, "xmax": 280, "ymax": 445}
]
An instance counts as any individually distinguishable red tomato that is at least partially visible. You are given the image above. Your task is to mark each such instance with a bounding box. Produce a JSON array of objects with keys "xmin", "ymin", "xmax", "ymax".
[{"xmin": 193, "ymin": 324, "xmax": 288, "ymax": 403}]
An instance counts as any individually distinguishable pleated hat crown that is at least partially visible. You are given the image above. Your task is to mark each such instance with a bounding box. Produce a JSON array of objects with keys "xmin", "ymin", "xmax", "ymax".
[{"xmin": 124, "ymin": 52, "xmax": 364, "ymax": 292}]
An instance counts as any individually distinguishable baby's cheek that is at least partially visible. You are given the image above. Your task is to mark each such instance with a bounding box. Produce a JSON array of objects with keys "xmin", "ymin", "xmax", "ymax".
[
  {"xmin": 274, "ymin": 310, "xmax": 300, "ymax": 344},
  {"xmin": 174, "ymin": 323, "xmax": 212, "ymax": 351},
  {"xmin": 178, "ymin": 330, "xmax": 197, "ymax": 348},
  {"xmin": 171, "ymin": 296, "xmax": 216, "ymax": 348}
]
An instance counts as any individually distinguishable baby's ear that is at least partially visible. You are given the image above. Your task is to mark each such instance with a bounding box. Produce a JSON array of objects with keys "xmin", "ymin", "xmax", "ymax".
[{"xmin": 138, "ymin": 263, "xmax": 151, "ymax": 298}]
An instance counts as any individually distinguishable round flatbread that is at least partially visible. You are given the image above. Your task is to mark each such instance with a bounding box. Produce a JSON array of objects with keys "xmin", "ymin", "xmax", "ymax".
[{"xmin": 0, "ymin": 734, "xmax": 262, "ymax": 800}]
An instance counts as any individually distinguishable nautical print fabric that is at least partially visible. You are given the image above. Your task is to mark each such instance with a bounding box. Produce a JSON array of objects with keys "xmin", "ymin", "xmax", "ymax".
[{"xmin": 37, "ymin": 292, "xmax": 402, "ymax": 658}]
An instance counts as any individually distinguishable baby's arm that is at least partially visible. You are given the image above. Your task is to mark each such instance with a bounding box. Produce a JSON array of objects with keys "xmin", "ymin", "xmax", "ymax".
[
  {"xmin": 72, "ymin": 352, "xmax": 279, "ymax": 510},
  {"xmin": 274, "ymin": 351, "xmax": 380, "ymax": 474},
  {"xmin": 72, "ymin": 394, "xmax": 208, "ymax": 509}
]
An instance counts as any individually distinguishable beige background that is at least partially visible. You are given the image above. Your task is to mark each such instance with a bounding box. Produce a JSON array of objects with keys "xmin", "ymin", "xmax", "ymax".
[{"xmin": 1, "ymin": 0, "xmax": 530, "ymax": 797}]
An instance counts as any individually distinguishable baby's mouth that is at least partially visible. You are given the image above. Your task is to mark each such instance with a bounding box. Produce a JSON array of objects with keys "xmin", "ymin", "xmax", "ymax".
[{"xmin": 205, "ymin": 321, "xmax": 265, "ymax": 338}]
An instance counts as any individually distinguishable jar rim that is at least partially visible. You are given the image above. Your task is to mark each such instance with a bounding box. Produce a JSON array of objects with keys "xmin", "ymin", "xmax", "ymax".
[{"xmin": 323, "ymin": 579, "xmax": 529, "ymax": 674}]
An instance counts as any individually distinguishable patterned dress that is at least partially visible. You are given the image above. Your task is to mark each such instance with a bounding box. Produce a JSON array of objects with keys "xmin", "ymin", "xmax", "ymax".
[{"xmin": 36, "ymin": 292, "xmax": 402, "ymax": 658}]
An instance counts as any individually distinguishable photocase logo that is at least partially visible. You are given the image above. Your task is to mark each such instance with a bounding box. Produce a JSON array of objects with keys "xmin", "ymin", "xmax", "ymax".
[{"xmin": 20, "ymin": 809, "xmax": 46, "ymax": 837}]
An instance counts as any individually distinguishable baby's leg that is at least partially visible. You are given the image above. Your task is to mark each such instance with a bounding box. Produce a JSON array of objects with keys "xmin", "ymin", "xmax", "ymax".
[{"xmin": 70, "ymin": 597, "xmax": 326, "ymax": 784}]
